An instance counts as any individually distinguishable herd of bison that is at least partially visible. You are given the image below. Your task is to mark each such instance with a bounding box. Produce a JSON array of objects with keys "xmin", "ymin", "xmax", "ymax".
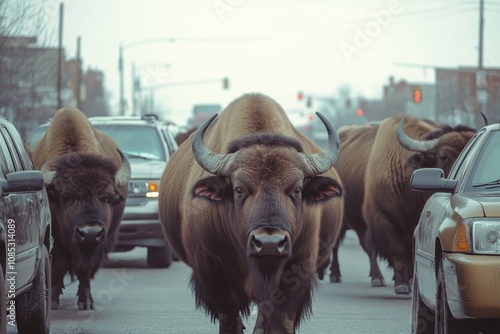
[{"xmin": 27, "ymin": 93, "xmax": 477, "ymax": 333}]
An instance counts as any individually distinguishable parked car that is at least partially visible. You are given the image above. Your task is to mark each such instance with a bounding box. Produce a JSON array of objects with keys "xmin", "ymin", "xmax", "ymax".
[
  {"xmin": 0, "ymin": 115, "xmax": 52, "ymax": 334},
  {"xmin": 410, "ymin": 122, "xmax": 500, "ymax": 334},
  {"xmin": 27, "ymin": 113, "xmax": 178, "ymax": 268}
]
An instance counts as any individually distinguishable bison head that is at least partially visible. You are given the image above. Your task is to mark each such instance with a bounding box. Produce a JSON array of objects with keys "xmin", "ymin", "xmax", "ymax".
[
  {"xmin": 190, "ymin": 113, "xmax": 342, "ymax": 298},
  {"xmin": 42, "ymin": 151, "xmax": 129, "ymax": 250},
  {"xmin": 397, "ymin": 120, "xmax": 476, "ymax": 177}
]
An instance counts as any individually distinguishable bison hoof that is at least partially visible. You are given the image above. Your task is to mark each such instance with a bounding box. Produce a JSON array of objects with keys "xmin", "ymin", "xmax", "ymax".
[
  {"xmin": 394, "ymin": 284, "xmax": 410, "ymax": 294},
  {"xmin": 329, "ymin": 275, "xmax": 341, "ymax": 283},
  {"xmin": 317, "ymin": 270, "xmax": 325, "ymax": 280},
  {"xmin": 371, "ymin": 278, "xmax": 385, "ymax": 287},
  {"xmin": 78, "ymin": 302, "xmax": 94, "ymax": 310},
  {"xmin": 51, "ymin": 301, "xmax": 59, "ymax": 310}
]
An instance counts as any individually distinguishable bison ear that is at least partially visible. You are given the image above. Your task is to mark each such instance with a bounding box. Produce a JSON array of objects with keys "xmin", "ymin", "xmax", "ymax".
[
  {"xmin": 192, "ymin": 176, "xmax": 228, "ymax": 202},
  {"xmin": 304, "ymin": 176, "xmax": 342, "ymax": 203},
  {"xmin": 405, "ymin": 153, "xmax": 432, "ymax": 170}
]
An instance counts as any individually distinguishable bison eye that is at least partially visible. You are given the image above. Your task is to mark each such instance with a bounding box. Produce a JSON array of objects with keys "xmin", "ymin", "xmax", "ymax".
[
  {"xmin": 293, "ymin": 187, "xmax": 302, "ymax": 196},
  {"xmin": 234, "ymin": 187, "xmax": 244, "ymax": 197}
]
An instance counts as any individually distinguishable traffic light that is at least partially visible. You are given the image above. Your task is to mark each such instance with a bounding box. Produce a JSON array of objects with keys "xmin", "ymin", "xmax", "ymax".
[
  {"xmin": 222, "ymin": 77, "xmax": 229, "ymax": 89},
  {"xmin": 297, "ymin": 91, "xmax": 304, "ymax": 101},
  {"xmin": 413, "ymin": 86, "xmax": 422, "ymax": 103},
  {"xmin": 356, "ymin": 108, "xmax": 364, "ymax": 117}
]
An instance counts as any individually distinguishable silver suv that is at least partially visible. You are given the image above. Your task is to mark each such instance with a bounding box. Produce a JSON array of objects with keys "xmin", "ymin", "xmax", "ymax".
[{"xmin": 27, "ymin": 114, "xmax": 178, "ymax": 268}]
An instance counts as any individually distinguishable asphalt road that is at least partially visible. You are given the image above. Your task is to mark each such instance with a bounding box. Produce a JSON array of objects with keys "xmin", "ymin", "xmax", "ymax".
[{"xmin": 8, "ymin": 230, "xmax": 412, "ymax": 333}]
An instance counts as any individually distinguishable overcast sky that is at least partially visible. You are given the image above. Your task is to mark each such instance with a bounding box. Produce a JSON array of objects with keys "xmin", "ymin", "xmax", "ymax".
[{"xmin": 38, "ymin": 0, "xmax": 500, "ymax": 125}]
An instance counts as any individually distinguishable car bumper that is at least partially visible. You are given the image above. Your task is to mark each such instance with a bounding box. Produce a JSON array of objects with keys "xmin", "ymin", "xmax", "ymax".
[
  {"xmin": 444, "ymin": 253, "xmax": 500, "ymax": 319},
  {"xmin": 116, "ymin": 198, "xmax": 166, "ymax": 248}
]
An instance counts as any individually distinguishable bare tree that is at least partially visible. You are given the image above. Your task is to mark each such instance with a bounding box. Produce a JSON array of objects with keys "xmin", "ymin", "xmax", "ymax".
[{"xmin": 0, "ymin": 0, "xmax": 59, "ymax": 138}]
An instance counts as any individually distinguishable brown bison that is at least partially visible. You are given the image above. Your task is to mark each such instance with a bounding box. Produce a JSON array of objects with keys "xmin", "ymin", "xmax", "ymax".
[
  {"xmin": 317, "ymin": 122, "xmax": 385, "ymax": 286},
  {"xmin": 31, "ymin": 108, "xmax": 131, "ymax": 310},
  {"xmin": 159, "ymin": 93, "xmax": 344, "ymax": 333},
  {"xmin": 362, "ymin": 115, "xmax": 475, "ymax": 294}
]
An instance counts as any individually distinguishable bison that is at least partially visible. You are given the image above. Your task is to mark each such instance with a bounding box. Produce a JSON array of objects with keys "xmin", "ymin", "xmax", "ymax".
[
  {"xmin": 362, "ymin": 115, "xmax": 475, "ymax": 294},
  {"xmin": 317, "ymin": 122, "xmax": 385, "ymax": 286},
  {"xmin": 31, "ymin": 108, "xmax": 131, "ymax": 310},
  {"xmin": 159, "ymin": 93, "xmax": 344, "ymax": 333}
]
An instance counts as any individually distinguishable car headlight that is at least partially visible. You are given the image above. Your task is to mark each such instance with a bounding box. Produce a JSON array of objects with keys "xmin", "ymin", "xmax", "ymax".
[
  {"xmin": 128, "ymin": 180, "xmax": 160, "ymax": 198},
  {"xmin": 453, "ymin": 219, "xmax": 500, "ymax": 254},
  {"xmin": 474, "ymin": 220, "xmax": 500, "ymax": 254}
]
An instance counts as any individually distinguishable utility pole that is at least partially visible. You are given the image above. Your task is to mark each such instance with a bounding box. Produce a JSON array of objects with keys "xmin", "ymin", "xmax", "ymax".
[
  {"xmin": 478, "ymin": 0, "xmax": 484, "ymax": 69},
  {"xmin": 76, "ymin": 36, "xmax": 81, "ymax": 110},
  {"xmin": 476, "ymin": 0, "xmax": 486, "ymax": 127},
  {"xmin": 119, "ymin": 44, "xmax": 125, "ymax": 115},
  {"xmin": 57, "ymin": 2, "xmax": 64, "ymax": 109}
]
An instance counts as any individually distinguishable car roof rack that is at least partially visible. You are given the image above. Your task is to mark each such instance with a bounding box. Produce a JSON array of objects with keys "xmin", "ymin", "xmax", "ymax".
[{"xmin": 142, "ymin": 114, "xmax": 159, "ymax": 122}]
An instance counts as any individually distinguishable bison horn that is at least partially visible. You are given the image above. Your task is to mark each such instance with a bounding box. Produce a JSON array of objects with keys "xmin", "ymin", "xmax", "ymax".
[
  {"xmin": 192, "ymin": 112, "xmax": 340, "ymax": 177},
  {"xmin": 192, "ymin": 114, "xmax": 236, "ymax": 176},
  {"xmin": 481, "ymin": 112, "xmax": 490, "ymax": 126},
  {"xmin": 41, "ymin": 162, "xmax": 56, "ymax": 185},
  {"xmin": 115, "ymin": 149, "xmax": 131, "ymax": 187},
  {"xmin": 397, "ymin": 119, "xmax": 439, "ymax": 153},
  {"xmin": 300, "ymin": 112, "xmax": 340, "ymax": 177}
]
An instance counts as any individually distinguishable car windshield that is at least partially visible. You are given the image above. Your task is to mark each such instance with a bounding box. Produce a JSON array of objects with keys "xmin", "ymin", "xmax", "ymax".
[
  {"xmin": 93, "ymin": 124, "xmax": 165, "ymax": 161},
  {"xmin": 26, "ymin": 125, "xmax": 49, "ymax": 151},
  {"xmin": 468, "ymin": 130, "xmax": 500, "ymax": 190}
]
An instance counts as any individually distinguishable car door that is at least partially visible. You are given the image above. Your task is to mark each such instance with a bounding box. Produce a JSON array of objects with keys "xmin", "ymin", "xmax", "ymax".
[
  {"xmin": 0, "ymin": 126, "xmax": 38, "ymax": 289},
  {"xmin": 415, "ymin": 192, "xmax": 450, "ymax": 302}
]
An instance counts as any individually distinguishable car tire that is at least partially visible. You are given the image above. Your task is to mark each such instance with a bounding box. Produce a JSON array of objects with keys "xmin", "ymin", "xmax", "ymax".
[
  {"xmin": 0, "ymin": 265, "xmax": 6, "ymax": 334},
  {"xmin": 435, "ymin": 262, "xmax": 471, "ymax": 334},
  {"xmin": 16, "ymin": 245, "xmax": 51, "ymax": 334},
  {"xmin": 147, "ymin": 245, "xmax": 172, "ymax": 268},
  {"xmin": 411, "ymin": 272, "xmax": 434, "ymax": 334}
]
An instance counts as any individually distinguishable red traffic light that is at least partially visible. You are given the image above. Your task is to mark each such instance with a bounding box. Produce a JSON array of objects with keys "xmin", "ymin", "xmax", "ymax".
[
  {"xmin": 413, "ymin": 86, "xmax": 422, "ymax": 103},
  {"xmin": 356, "ymin": 108, "xmax": 364, "ymax": 117},
  {"xmin": 297, "ymin": 91, "xmax": 304, "ymax": 101}
]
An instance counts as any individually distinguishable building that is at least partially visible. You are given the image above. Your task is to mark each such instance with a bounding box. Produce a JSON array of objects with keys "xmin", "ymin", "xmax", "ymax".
[
  {"xmin": 0, "ymin": 35, "xmax": 111, "ymax": 138},
  {"xmin": 435, "ymin": 67, "xmax": 500, "ymax": 127}
]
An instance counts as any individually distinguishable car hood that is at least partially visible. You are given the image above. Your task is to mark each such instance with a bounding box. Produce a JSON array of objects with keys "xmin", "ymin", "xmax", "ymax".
[
  {"xmin": 479, "ymin": 197, "xmax": 500, "ymax": 217},
  {"xmin": 129, "ymin": 159, "xmax": 166, "ymax": 179}
]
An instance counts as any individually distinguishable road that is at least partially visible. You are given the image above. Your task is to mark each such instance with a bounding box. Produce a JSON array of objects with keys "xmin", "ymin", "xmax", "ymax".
[{"xmin": 9, "ymin": 231, "xmax": 412, "ymax": 333}]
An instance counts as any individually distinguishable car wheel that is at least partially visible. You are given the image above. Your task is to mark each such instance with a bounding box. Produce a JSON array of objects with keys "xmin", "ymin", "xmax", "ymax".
[
  {"xmin": 0, "ymin": 265, "xmax": 6, "ymax": 334},
  {"xmin": 16, "ymin": 245, "xmax": 51, "ymax": 334},
  {"xmin": 147, "ymin": 245, "xmax": 172, "ymax": 268},
  {"xmin": 435, "ymin": 262, "xmax": 469, "ymax": 334},
  {"xmin": 411, "ymin": 273, "xmax": 434, "ymax": 334}
]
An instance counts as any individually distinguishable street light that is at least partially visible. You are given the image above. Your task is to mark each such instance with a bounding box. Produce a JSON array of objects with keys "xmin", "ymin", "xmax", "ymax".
[
  {"xmin": 131, "ymin": 62, "xmax": 171, "ymax": 116},
  {"xmin": 118, "ymin": 38, "xmax": 176, "ymax": 115}
]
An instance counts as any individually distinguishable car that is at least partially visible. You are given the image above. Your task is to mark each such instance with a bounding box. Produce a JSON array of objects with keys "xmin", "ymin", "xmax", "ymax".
[
  {"xmin": 27, "ymin": 113, "xmax": 178, "ymax": 268},
  {"xmin": 410, "ymin": 122, "xmax": 500, "ymax": 334},
  {"xmin": 0, "ymin": 115, "xmax": 52, "ymax": 334}
]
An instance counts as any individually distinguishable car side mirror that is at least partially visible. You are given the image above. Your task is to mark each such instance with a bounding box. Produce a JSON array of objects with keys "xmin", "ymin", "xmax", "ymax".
[
  {"xmin": 410, "ymin": 168, "xmax": 457, "ymax": 193},
  {"xmin": 1, "ymin": 170, "xmax": 44, "ymax": 194}
]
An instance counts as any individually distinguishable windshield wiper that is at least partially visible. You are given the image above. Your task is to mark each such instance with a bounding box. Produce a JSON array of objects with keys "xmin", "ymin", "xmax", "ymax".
[{"xmin": 473, "ymin": 179, "xmax": 500, "ymax": 188}]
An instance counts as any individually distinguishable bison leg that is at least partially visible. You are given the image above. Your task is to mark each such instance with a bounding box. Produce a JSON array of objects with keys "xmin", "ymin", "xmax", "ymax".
[
  {"xmin": 365, "ymin": 224, "xmax": 410, "ymax": 294},
  {"xmin": 367, "ymin": 250, "xmax": 385, "ymax": 287},
  {"xmin": 327, "ymin": 219, "xmax": 348, "ymax": 283},
  {"xmin": 328, "ymin": 247, "xmax": 341, "ymax": 283},
  {"xmin": 393, "ymin": 256, "xmax": 411, "ymax": 294},
  {"xmin": 51, "ymin": 246, "xmax": 69, "ymax": 310},
  {"xmin": 76, "ymin": 271, "xmax": 94, "ymax": 310}
]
